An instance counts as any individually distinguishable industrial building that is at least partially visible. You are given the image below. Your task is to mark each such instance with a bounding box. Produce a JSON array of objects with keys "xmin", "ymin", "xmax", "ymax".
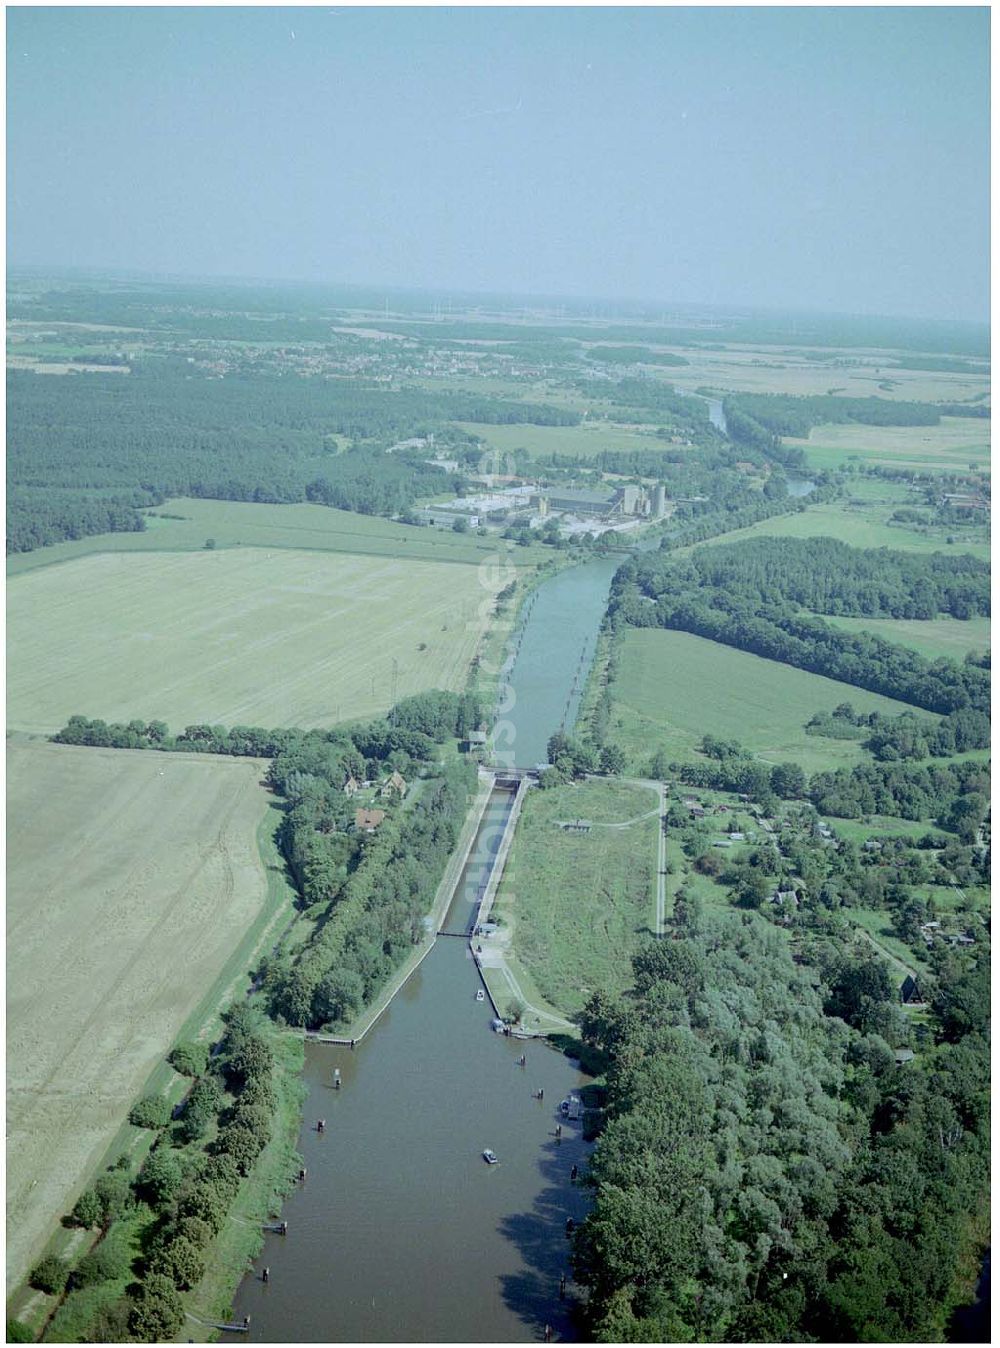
[{"xmin": 530, "ymin": 483, "xmax": 668, "ymax": 520}]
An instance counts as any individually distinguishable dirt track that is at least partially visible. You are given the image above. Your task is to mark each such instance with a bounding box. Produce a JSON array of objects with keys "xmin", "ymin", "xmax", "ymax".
[{"xmin": 6, "ymin": 741, "xmax": 272, "ymax": 1287}]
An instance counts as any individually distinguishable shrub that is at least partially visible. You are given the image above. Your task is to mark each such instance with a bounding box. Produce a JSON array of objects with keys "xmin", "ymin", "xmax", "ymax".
[
  {"xmin": 70, "ymin": 1186, "xmax": 103, "ymax": 1229},
  {"xmin": 127, "ymin": 1273, "xmax": 184, "ymax": 1342},
  {"xmin": 92, "ymin": 1172, "xmax": 134, "ymax": 1229},
  {"xmin": 136, "ymin": 1149, "xmax": 185, "ymax": 1208},
  {"xmin": 175, "ymin": 1215, "xmax": 214, "ymax": 1249},
  {"xmin": 6, "ymin": 1319, "xmax": 34, "ymax": 1342},
  {"xmin": 215, "ymin": 1124, "xmax": 265, "ymax": 1176},
  {"xmin": 147, "ymin": 1236, "xmax": 205, "ymax": 1291},
  {"xmin": 128, "ymin": 1095, "xmax": 173, "ymax": 1130},
  {"xmin": 30, "ymin": 1254, "xmax": 69, "ymax": 1295},
  {"xmin": 168, "ymin": 1042, "xmax": 208, "ymax": 1078},
  {"xmin": 175, "ymin": 1073, "xmax": 225, "ymax": 1142},
  {"xmin": 90, "ymin": 1298, "xmax": 133, "ymax": 1343},
  {"xmin": 73, "ymin": 1240, "xmax": 132, "ymax": 1287}
]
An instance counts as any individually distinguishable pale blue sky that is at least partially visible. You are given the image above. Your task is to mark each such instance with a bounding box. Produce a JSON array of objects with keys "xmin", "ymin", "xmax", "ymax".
[{"xmin": 7, "ymin": 6, "xmax": 990, "ymax": 320}]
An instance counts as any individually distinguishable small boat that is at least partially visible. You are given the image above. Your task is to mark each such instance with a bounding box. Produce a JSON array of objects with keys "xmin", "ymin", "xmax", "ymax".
[
  {"xmin": 483, "ymin": 1149, "xmax": 499, "ymax": 1165},
  {"xmin": 476, "ymin": 989, "xmax": 485, "ymax": 1002}
]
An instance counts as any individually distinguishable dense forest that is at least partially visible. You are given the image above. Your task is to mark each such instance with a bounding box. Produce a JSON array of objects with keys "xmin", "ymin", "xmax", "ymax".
[
  {"xmin": 571, "ymin": 922, "xmax": 989, "ymax": 1341},
  {"xmin": 660, "ymin": 536, "xmax": 990, "ymax": 620},
  {"xmin": 6, "ymin": 365, "xmax": 579, "ymax": 551},
  {"xmin": 610, "ymin": 538, "xmax": 990, "ymax": 714}
]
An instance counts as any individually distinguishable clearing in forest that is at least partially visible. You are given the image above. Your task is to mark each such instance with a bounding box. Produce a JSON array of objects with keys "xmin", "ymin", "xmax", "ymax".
[
  {"xmin": 7, "ymin": 547, "xmax": 504, "ymax": 734},
  {"xmin": 6, "ymin": 742, "xmax": 275, "ymax": 1289},
  {"xmin": 611, "ymin": 628, "xmax": 921, "ymax": 775}
]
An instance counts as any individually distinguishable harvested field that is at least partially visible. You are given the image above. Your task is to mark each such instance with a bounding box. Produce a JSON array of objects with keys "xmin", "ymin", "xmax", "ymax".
[
  {"xmin": 8, "ymin": 547, "xmax": 505, "ymax": 734},
  {"xmin": 6, "ymin": 742, "xmax": 274, "ymax": 1288}
]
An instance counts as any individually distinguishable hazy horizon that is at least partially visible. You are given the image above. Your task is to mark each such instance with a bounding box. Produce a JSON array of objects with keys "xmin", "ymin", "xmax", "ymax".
[{"xmin": 8, "ymin": 7, "xmax": 990, "ymax": 323}]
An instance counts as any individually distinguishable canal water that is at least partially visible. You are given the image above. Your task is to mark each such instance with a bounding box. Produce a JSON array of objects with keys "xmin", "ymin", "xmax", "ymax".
[
  {"xmin": 233, "ymin": 556, "xmax": 621, "ymax": 1340},
  {"xmin": 499, "ymin": 557, "xmax": 619, "ymax": 770}
]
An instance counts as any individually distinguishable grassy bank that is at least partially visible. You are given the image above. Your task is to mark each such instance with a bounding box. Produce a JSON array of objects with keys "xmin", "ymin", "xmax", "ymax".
[{"xmin": 492, "ymin": 778, "xmax": 659, "ymax": 1017}]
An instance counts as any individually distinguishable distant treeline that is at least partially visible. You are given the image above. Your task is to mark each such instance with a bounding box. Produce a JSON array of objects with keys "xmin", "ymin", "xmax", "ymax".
[
  {"xmin": 723, "ymin": 393, "xmax": 990, "ymax": 457},
  {"xmin": 7, "ymin": 365, "xmax": 579, "ymax": 552},
  {"xmin": 11, "ymin": 279, "xmax": 989, "ymax": 353},
  {"xmin": 584, "ymin": 345, "xmax": 689, "ymax": 367},
  {"xmin": 610, "ymin": 538, "xmax": 990, "ymax": 714}
]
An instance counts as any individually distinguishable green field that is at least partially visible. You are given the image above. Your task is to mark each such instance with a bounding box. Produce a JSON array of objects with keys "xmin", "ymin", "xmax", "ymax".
[
  {"xmin": 610, "ymin": 628, "xmax": 922, "ymax": 774},
  {"xmin": 675, "ymin": 500, "xmax": 989, "ymax": 561},
  {"xmin": 455, "ymin": 419, "xmax": 678, "ymax": 460},
  {"xmin": 492, "ymin": 779, "xmax": 659, "ymax": 1016},
  {"xmin": 788, "ymin": 417, "xmax": 990, "ymax": 473},
  {"xmin": 850, "ymin": 907, "xmax": 929, "ymax": 977},
  {"xmin": 8, "ymin": 547, "xmax": 504, "ymax": 734},
  {"xmin": 824, "ymin": 614, "xmax": 990, "ymax": 661},
  {"xmin": 7, "ymin": 496, "xmax": 548, "ymax": 577}
]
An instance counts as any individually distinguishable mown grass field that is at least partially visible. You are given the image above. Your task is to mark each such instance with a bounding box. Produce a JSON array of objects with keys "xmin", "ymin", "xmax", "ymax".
[
  {"xmin": 786, "ymin": 416, "xmax": 990, "ymax": 473},
  {"xmin": 5, "ymin": 742, "xmax": 276, "ymax": 1289},
  {"xmin": 675, "ymin": 500, "xmax": 989, "ymax": 561},
  {"xmin": 824, "ymin": 614, "xmax": 990, "ymax": 661},
  {"xmin": 610, "ymin": 628, "xmax": 921, "ymax": 775},
  {"xmin": 7, "ymin": 496, "xmax": 547, "ymax": 577},
  {"xmin": 492, "ymin": 779, "xmax": 659, "ymax": 1016},
  {"xmin": 455, "ymin": 419, "xmax": 675, "ymax": 460},
  {"xmin": 8, "ymin": 546, "xmax": 505, "ymax": 734}
]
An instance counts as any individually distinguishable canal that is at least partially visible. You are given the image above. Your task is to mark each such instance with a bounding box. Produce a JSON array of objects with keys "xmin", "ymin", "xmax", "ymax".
[{"xmin": 233, "ymin": 556, "xmax": 620, "ymax": 1341}]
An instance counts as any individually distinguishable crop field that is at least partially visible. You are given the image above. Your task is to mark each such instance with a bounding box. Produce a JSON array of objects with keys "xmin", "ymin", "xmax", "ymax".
[
  {"xmin": 492, "ymin": 779, "xmax": 659, "ymax": 1016},
  {"xmin": 824, "ymin": 614, "xmax": 990, "ymax": 662},
  {"xmin": 454, "ymin": 419, "xmax": 674, "ymax": 460},
  {"xmin": 786, "ymin": 417, "xmax": 990, "ymax": 473},
  {"xmin": 6, "ymin": 496, "xmax": 545, "ymax": 578},
  {"xmin": 6, "ymin": 741, "xmax": 274, "ymax": 1288},
  {"xmin": 675, "ymin": 501, "xmax": 989, "ymax": 561},
  {"xmin": 7, "ymin": 547, "xmax": 505, "ymax": 734},
  {"xmin": 670, "ymin": 347, "xmax": 989, "ymax": 403},
  {"xmin": 610, "ymin": 628, "xmax": 920, "ymax": 775}
]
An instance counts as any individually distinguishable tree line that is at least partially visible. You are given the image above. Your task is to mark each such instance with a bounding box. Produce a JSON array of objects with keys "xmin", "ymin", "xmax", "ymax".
[
  {"xmin": 609, "ymin": 540, "xmax": 990, "ymax": 715},
  {"xmin": 664, "ymin": 535, "xmax": 990, "ymax": 621}
]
